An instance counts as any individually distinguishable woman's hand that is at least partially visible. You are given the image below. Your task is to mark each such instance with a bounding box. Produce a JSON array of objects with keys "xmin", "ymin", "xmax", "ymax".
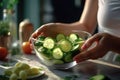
[
  {"xmin": 73, "ymin": 33, "xmax": 120, "ymax": 63},
  {"xmin": 29, "ymin": 23, "xmax": 61, "ymax": 40},
  {"xmin": 29, "ymin": 22, "xmax": 88, "ymax": 41}
]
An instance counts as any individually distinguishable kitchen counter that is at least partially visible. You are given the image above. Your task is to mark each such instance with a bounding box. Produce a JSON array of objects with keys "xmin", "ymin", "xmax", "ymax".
[{"xmin": 0, "ymin": 54, "xmax": 120, "ymax": 80}]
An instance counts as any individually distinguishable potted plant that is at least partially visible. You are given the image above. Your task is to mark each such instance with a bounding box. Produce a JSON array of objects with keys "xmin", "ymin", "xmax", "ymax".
[
  {"xmin": 0, "ymin": 21, "xmax": 10, "ymax": 48},
  {"xmin": 0, "ymin": 0, "xmax": 19, "ymax": 47},
  {"xmin": 0, "ymin": 0, "xmax": 19, "ymax": 10}
]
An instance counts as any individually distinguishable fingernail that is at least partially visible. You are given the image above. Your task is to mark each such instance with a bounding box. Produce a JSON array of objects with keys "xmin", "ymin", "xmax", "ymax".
[
  {"xmin": 73, "ymin": 57, "xmax": 79, "ymax": 63},
  {"xmin": 81, "ymin": 44, "xmax": 87, "ymax": 50}
]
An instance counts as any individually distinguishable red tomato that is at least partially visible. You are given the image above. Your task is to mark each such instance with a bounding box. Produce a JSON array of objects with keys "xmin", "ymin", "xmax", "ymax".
[
  {"xmin": 22, "ymin": 42, "xmax": 32, "ymax": 54},
  {"xmin": 0, "ymin": 47, "xmax": 8, "ymax": 60}
]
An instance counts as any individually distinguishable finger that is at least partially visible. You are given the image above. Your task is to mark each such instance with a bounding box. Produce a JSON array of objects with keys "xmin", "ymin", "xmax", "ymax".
[
  {"xmin": 81, "ymin": 33, "xmax": 103, "ymax": 50},
  {"xmin": 73, "ymin": 50, "xmax": 92, "ymax": 63},
  {"xmin": 29, "ymin": 30, "xmax": 44, "ymax": 43},
  {"xmin": 74, "ymin": 43, "xmax": 101, "ymax": 63},
  {"xmin": 29, "ymin": 33, "xmax": 37, "ymax": 43},
  {"xmin": 84, "ymin": 43, "xmax": 106, "ymax": 59},
  {"xmin": 29, "ymin": 24, "xmax": 48, "ymax": 42}
]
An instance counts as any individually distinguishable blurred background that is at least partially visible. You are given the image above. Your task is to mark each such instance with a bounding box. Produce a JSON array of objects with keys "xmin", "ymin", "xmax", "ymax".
[
  {"xmin": 0, "ymin": 0, "xmax": 86, "ymax": 55},
  {"xmin": 0, "ymin": 0, "xmax": 85, "ymax": 30}
]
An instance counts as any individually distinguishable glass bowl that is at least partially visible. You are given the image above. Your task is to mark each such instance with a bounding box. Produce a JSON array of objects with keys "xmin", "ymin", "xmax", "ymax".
[{"xmin": 32, "ymin": 30, "xmax": 91, "ymax": 69}]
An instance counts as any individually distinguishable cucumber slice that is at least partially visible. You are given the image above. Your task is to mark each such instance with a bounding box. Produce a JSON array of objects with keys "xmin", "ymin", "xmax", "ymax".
[
  {"xmin": 43, "ymin": 37, "xmax": 55, "ymax": 49},
  {"xmin": 35, "ymin": 33, "xmax": 86, "ymax": 65},
  {"xmin": 72, "ymin": 44, "xmax": 80, "ymax": 51},
  {"xmin": 78, "ymin": 37, "xmax": 84, "ymax": 41},
  {"xmin": 52, "ymin": 48, "xmax": 63, "ymax": 59},
  {"xmin": 90, "ymin": 74, "xmax": 107, "ymax": 80},
  {"xmin": 69, "ymin": 33, "xmax": 79, "ymax": 42},
  {"xmin": 58, "ymin": 39, "xmax": 72, "ymax": 52},
  {"xmin": 56, "ymin": 34, "xmax": 66, "ymax": 41},
  {"xmin": 77, "ymin": 40, "xmax": 85, "ymax": 48}
]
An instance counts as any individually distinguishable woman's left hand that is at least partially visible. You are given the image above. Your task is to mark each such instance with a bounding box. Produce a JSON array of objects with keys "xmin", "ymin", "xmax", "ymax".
[{"xmin": 73, "ymin": 33, "xmax": 114, "ymax": 63}]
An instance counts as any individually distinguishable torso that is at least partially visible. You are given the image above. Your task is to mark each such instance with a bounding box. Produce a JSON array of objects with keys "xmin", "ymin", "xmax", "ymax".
[
  {"xmin": 98, "ymin": 0, "xmax": 120, "ymax": 62},
  {"xmin": 98, "ymin": 0, "xmax": 120, "ymax": 37}
]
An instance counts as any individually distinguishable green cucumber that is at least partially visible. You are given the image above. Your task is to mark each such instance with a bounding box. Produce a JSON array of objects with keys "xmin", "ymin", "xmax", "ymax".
[
  {"xmin": 35, "ymin": 33, "xmax": 85, "ymax": 64},
  {"xmin": 69, "ymin": 33, "xmax": 79, "ymax": 42},
  {"xmin": 89, "ymin": 74, "xmax": 110, "ymax": 80},
  {"xmin": 56, "ymin": 34, "xmax": 66, "ymax": 41},
  {"xmin": 43, "ymin": 37, "xmax": 55, "ymax": 49},
  {"xmin": 75, "ymin": 40, "xmax": 85, "ymax": 49},
  {"xmin": 72, "ymin": 44, "xmax": 80, "ymax": 51},
  {"xmin": 58, "ymin": 39, "xmax": 72, "ymax": 52},
  {"xmin": 52, "ymin": 48, "xmax": 63, "ymax": 59}
]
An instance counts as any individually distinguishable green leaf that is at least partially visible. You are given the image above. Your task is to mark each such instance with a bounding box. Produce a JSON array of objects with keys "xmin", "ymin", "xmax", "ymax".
[
  {"xmin": 1, "ymin": 0, "xmax": 19, "ymax": 9},
  {"xmin": 0, "ymin": 21, "xmax": 10, "ymax": 36}
]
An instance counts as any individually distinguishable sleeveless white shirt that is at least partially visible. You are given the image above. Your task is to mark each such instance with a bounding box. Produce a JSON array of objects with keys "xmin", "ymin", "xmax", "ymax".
[
  {"xmin": 97, "ymin": 0, "xmax": 120, "ymax": 63},
  {"xmin": 98, "ymin": 0, "xmax": 120, "ymax": 37}
]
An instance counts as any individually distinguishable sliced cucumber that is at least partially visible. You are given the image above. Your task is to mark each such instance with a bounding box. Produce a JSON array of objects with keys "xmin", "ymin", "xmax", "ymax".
[
  {"xmin": 56, "ymin": 34, "xmax": 66, "ymax": 41},
  {"xmin": 69, "ymin": 33, "xmax": 79, "ymax": 42},
  {"xmin": 43, "ymin": 37, "xmax": 55, "ymax": 49},
  {"xmin": 72, "ymin": 44, "xmax": 80, "ymax": 51},
  {"xmin": 89, "ymin": 74, "xmax": 107, "ymax": 80},
  {"xmin": 78, "ymin": 37, "xmax": 84, "ymax": 41},
  {"xmin": 58, "ymin": 39, "xmax": 72, "ymax": 52},
  {"xmin": 79, "ymin": 40, "xmax": 85, "ymax": 47},
  {"xmin": 35, "ymin": 33, "xmax": 85, "ymax": 64},
  {"xmin": 52, "ymin": 48, "xmax": 63, "ymax": 59}
]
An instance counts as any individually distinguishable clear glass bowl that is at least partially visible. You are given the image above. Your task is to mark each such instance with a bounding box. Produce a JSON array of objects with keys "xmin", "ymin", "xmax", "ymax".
[{"xmin": 32, "ymin": 30, "xmax": 91, "ymax": 69}]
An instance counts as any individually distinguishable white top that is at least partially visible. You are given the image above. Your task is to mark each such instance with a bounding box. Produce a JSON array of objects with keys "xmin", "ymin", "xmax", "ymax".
[
  {"xmin": 97, "ymin": 0, "xmax": 120, "ymax": 62},
  {"xmin": 98, "ymin": 0, "xmax": 120, "ymax": 37}
]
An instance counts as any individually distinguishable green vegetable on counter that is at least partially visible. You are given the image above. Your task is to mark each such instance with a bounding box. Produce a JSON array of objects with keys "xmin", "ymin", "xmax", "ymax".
[{"xmin": 89, "ymin": 74, "xmax": 111, "ymax": 80}]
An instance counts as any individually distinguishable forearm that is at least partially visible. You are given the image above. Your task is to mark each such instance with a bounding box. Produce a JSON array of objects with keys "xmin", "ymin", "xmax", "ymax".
[
  {"xmin": 79, "ymin": 0, "xmax": 98, "ymax": 33},
  {"xmin": 53, "ymin": 0, "xmax": 98, "ymax": 34}
]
